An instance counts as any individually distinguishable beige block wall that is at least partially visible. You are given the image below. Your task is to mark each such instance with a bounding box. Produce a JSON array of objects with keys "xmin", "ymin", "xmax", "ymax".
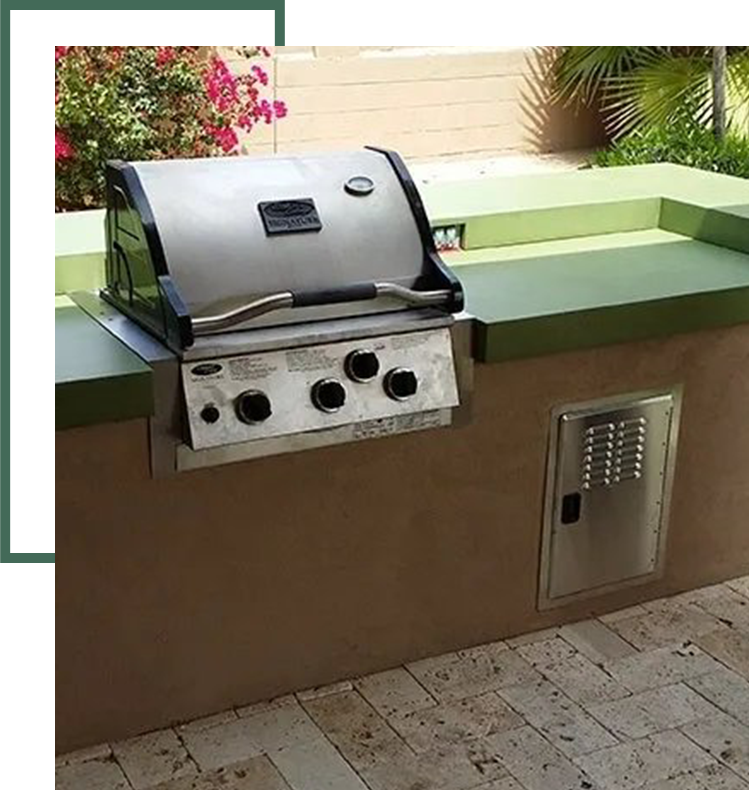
[{"xmin": 220, "ymin": 46, "xmax": 605, "ymax": 160}]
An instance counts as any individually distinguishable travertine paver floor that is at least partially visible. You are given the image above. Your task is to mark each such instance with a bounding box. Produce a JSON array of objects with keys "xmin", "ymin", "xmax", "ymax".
[{"xmin": 56, "ymin": 577, "xmax": 749, "ymax": 790}]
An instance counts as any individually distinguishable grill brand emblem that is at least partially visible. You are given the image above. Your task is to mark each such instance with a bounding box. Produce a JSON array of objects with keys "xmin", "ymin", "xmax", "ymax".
[
  {"xmin": 192, "ymin": 363, "xmax": 223, "ymax": 377},
  {"xmin": 258, "ymin": 198, "xmax": 322, "ymax": 235}
]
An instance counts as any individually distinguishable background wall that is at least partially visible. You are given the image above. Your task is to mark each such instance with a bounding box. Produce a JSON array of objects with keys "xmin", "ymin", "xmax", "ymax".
[{"xmin": 220, "ymin": 46, "xmax": 606, "ymax": 160}]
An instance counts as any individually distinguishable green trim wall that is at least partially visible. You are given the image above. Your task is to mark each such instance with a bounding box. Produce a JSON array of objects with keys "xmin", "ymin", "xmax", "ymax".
[
  {"xmin": 660, "ymin": 199, "xmax": 749, "ymax": 256},
  {"xmin": 55, "ymin": 209, "xmax": 106, "ymax": 295}
]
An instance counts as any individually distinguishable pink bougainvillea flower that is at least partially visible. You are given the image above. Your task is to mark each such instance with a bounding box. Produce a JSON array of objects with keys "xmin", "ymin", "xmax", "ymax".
[
  {"xmin": 244, "ymin": 82, "xmax": 260, "ymax": 104},
  {"xmin": 218, "ymin": 127, "xmax": 239, "ymax": 153},
  {"xmin": 251, "ymin": 64, "xmax": 269, "ymax": 86},
  {"xmin": 55, "ymin": 129, "xmax": 74, "ymax": 161},
  {"xmin": 254, "ymin": 98, "xmax": 273, "ymax": 124},
  {"xmin": 204, "ymin": 56, "xmax": 240, "ymax": 113},
  {"xmin": 205, "ymin": 123, "xmax": 239, "ymax": 153},
  {"xmin": 55, "ymin": 46, "xmax": 70, "ymax": 62},
  {"xmin": 156, "ymin": 46, "xmax": 175, "ymax": 67},
  {"xmin": 273, "ymin": 100, "xmax": 288, "ymax": 119}
]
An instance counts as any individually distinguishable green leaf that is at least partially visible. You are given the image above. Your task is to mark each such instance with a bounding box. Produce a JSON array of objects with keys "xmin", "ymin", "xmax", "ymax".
[
  {"xmin": 553, "ymin": 46, "xmax": 667, "ymax": 105},
  {"xmin": 552, "ymin": 46, "xmax": 749, "ymax": 139},
  {"xmin": 727, "ymin": 50, "xmax": 749, "ymax": 133},
  {"xmin": 605, "ymin": 51, "xmax": 712, "ymax": 137}
]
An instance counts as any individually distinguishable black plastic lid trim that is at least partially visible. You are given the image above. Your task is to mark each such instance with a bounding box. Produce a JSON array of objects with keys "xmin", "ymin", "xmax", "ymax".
[{"xmin": 366, "ymin": 146, "xmax": 464, "ymax": 314}]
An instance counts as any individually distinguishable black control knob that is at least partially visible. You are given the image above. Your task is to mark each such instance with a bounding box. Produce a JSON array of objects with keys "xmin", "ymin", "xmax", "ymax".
[
  {"xmin": 384, "ymin": 368, "xmax": 418, "ymax": 400},
  {"xmin": 200, "ymin": 405, "xmax": 221, "ymax": 424},
  {"xmin": 311, "ymin": 378, "xmax": 347, "ymax": 413},
  {"xmin": 345, "ymin": 349, "xmax": 380, "ymax": 383},
  {"xmin": 235, "ymin": 390, "xmax": 272, "ymax": 424}
]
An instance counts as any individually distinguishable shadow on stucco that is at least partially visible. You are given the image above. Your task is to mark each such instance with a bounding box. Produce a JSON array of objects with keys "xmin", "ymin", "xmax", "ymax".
[{"xmin": 520, "ymin": 46, "xmax": 608, "ymax": 154}]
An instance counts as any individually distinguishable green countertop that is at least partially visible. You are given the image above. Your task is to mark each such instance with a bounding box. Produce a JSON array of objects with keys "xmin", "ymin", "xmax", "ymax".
[
  {"xmin": 55, "ymin": 163, "xmax": 749, "ymax": 429},
  {"xmin": 450, "ymin": 228, "xmax": 749, "ymax": 361},
  {"xmin": 423, "ymin": 163, "xmax": 749, "ymax": 361},
  {"xmin": 55, "ymin": 302, "xmax": 153, "ymax": 430}
]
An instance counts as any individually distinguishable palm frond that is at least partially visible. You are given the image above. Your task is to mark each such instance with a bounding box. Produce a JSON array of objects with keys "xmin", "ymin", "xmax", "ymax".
[
  {"xmin": 553, "ymin": 46, "xmax": 668, "ymax": 106},
  {"xmin": 727, "ymin": 50, "xmax": 749, "ymax": 134},
  {"xmin": 603, "ymin": 51, "xmax": 712, "ymax": 137}
]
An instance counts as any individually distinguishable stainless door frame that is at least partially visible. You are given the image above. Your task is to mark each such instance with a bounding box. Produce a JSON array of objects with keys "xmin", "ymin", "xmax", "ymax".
[{"xmin": 538, "ymin": 386, "xmax": 683, "ymax": 611}]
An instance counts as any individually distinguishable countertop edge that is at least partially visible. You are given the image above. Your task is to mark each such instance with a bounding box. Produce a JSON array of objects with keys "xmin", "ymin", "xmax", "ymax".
[
  {"xmin": 56, "ymin": 303, "xmax": 155, "ymax": 430},
  {"xmin": 475, "ymin": 285, "xmax": 749, "ymax": 363}
]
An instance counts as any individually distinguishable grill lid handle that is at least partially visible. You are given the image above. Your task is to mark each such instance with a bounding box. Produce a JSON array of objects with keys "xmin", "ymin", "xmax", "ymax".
[
  {"xmin": 191, "ymin": 282, "xmax": 452, "ymax": 335},
  {"xmin": 291, "ymin": 283, "xmax": 377, "ymax": 308}
]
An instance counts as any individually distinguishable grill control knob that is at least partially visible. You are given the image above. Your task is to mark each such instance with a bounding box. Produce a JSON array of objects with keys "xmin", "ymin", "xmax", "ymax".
[
  {"xmin": 311, "ymin": 379, "xmax": 347, "ymax": 413},
  {"xmin": 235, "ymin": 390, "xmax": 272, "ymax": 424},
  {"xmin": 384, "ymin": 368, "xmax": 418, "ymax": 401},
  {"xmin": 200, "ymin": 405, "xmax": 221, "ymax": 424},
  {"xmin": 344, "ymin": 349, "xmax": 380, "ymax": 383}
]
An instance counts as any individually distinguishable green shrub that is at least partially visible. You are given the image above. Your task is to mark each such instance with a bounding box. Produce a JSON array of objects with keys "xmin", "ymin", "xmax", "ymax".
[
  {"xmin": 55, "ymin": 47, "xmax": 286, "ymax": 211},
  {"xmin": 592, "ymin": 122, "xmax": 749, "ymax": 179}
]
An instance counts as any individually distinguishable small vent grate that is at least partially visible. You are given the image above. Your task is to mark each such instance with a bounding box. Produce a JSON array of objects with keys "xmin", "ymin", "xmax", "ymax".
[{"xmin": 581, "ymin": 416, "xmax": 647, "ymax": 489}]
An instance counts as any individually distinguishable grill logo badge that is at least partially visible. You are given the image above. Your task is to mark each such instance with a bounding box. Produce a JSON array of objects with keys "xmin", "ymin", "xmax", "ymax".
[
  {"xmin": 258, "ymin": 198, "xmax": 323, "ymax": 235},
  {"xmin": 192, "ymin": 363, "xmax": 223, "ymax": 377}
]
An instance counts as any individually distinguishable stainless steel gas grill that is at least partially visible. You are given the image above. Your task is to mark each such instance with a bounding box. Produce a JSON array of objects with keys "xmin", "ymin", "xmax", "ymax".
[{"xmin": 84, "ymin": 148, "xmax": 472, "ymax": 474}]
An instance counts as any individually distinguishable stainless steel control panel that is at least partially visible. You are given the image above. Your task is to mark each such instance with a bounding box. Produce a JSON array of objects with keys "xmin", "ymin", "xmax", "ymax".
[{"xmin": 182, "ymin": 327, "xmax": 460, "ymax": 451}]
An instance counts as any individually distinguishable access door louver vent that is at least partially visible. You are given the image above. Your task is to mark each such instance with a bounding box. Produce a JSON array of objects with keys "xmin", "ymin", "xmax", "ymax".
[
  {"xmin": 539, "ymin": 389, "xmax": 681, "ymax": 609},
  {"xmin": 582, "ymin": 417, "xmax": 647, "ymax": 489}
]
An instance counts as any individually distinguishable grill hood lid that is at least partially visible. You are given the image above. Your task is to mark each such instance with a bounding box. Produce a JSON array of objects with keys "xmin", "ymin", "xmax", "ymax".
[{"xmin": 103, "ymin": 148, "xmax": 463, "ymax": 351}]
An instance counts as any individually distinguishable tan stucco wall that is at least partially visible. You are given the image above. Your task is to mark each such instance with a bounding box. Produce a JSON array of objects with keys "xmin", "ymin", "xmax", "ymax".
[
  {"xmin": 57, "ymin": 323, "xmax": 749, "ymax": 752},
  {"xmin": 222, "ymin": 46, "xmax": 605, "ymax": 160}
]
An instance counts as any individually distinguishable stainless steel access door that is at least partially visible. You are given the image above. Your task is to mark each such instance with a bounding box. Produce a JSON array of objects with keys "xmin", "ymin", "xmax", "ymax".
[{"xmin": 538, "ymin": 389, "xmax": 682, "ymax": 609}]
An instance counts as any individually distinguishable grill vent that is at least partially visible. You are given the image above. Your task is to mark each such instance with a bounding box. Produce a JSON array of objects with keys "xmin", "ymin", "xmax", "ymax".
[{"xmin": 582, "ymin": 416, "xmax": 647, "ymax": 489}]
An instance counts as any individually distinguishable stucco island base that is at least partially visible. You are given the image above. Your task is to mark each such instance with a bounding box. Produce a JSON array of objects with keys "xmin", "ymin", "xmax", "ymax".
[{"xmin": 56, "ymin": 322, "xmax": 749, "ymax": 752}]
